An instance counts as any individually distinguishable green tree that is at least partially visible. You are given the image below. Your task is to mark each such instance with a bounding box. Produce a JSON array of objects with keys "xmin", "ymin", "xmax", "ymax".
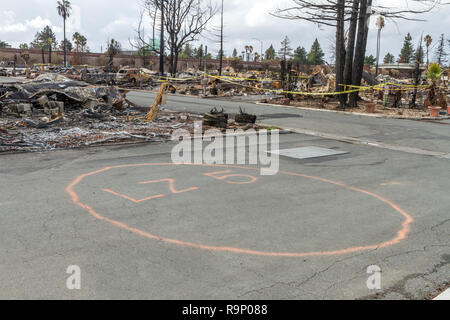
[
  {"xmin": 416, "ymin": 45, "xmax": 424, "ymax": 64},
  {"xmin": 72, "ymin": 32, "xmax": 87, "ymax": 52},
  {"xmin": 195, "ymin": 44, "xmax": 204, "ymax": 58},
  {"xmin": 278, "ymin": 36, "xmax": 293, "ymax": 61},
  {"xmin": 106, "ymin": 39, "xmax": 122, "ymax": 66},
  {"xmin": 57, "ymin": 0, "xmax": 72, "ymax": 67},
  {"xmin": 232, "ymin": 48, "xmax": 238, "ymax": 59},
  {"xmin": 398, "ymin": 33, "xmax": 414, "ymax": 63},
  {"xmin": 216, "ymin": 49, "xmax": 223, "ymax": 60},
  {"xmin": 364, "ymin": 54, "xmax": 376, "ymax": 66},
  {"xmin": 307, "ymin": 38, "xmax": 324, "ymax": 65},
  {"xmin": 60, "ymin": 39, "xmax": 73, "ymax": 52},
  {"xmin": 33, "ymin": 26, "xmax": 57, "ymax": 64},
  {"xmin": 19, "ymin": 43, "xmax": 29, "ymax": 50},
  {"xmin": 434, "ymin": 33, "xmax": 448, "ymax": 66},
  {"xmin": 383, "ymin": 52, "xmax": 395, "ymax": 64},
  {"xmin": 0, "ymin": 40, "xmax": 9, "ymax": 48},
  {"xmin": 265, "ymin": 44, "xmax": 276, "ymax": 60},
  {"xmin": 293, "ymin": 46, "xmax": 307, "ymax": 65},
  {"xmin": 181, "ymin": 43, "xmax": 194, "ymax": 58}
]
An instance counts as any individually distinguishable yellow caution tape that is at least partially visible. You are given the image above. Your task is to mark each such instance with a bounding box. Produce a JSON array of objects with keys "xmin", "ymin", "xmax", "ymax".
[{"xmin": 208, "ymin": 75, "xmax": 368, "ymax": 96}]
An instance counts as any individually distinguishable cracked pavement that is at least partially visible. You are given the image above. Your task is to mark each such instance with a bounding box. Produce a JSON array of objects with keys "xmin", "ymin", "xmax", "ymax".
[{"xmin": 0, "ymin": 93, "xmax": 449, "ymax": 299}]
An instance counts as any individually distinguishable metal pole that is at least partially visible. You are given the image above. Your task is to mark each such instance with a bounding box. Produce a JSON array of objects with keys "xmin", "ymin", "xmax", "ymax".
[
  {"xmin": 219, "ymin": 0, "xmax": 224, "ymax": 76},
  {"xmin": 204, "ymin": 46, "xmax": 207, "ymax": 75},
  {"xmin": 376, "ymin": 28, "xmax": 381, "ymax": 76},
  {"xmin": 160, "ymin": 0, "xmax": 165, "ymax": 76}
]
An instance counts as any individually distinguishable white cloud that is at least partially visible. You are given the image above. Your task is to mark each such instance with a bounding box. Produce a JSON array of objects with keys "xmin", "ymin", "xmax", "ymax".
[
  {"xmin": 101, "ymin": 17, "xmax": 136, "ymax": 35},
  {"xmin": 0, "ymin": 10, "xmax": 61, "ymax": 33},
  {"xmin": 0, "ymin": 0, "xmax": 448, "ymax": 59},
  {"xmin": 66, "ymin": 5, "xmax": 82, "ymax": 32}
]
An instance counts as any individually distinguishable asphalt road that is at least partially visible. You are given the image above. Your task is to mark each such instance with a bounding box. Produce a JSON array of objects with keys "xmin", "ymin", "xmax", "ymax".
[
  {"xmin": 0, "ymin": 91, "xmax": 449, "ymax": 300},
  {"xmin": 127, "ymin": 91, "xmax": 450, "ymax": 155}
]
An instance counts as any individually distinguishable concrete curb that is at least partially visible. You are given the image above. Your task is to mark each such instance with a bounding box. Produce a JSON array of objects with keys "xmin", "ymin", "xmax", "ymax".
[
  {"xmin": 262, "ymin": 123, "xmax": 450, "ymax": 159},
  {"xmin": 255, "ymin": 102, "xmax": 450, "ymax": 121}
]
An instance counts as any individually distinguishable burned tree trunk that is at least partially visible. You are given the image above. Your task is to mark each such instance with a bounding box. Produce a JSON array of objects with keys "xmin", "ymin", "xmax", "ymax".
[
  {"xmin": 335, "ymin": 0, "xmax": 346, "ymax": 108},
  {"xmin": 41, "ymin": 47, "xmax": 45, "ymax": 64},
  {"xmin": 48, "ymin": 46, "xmax": 52, "ymax": 64},
  {"xmin": 343, "ymin": 0, "xmax": 360, "ymax": 106},
  {"xmin": 349, "ymin": 0, "xmax": 372, "ymax": 108}
]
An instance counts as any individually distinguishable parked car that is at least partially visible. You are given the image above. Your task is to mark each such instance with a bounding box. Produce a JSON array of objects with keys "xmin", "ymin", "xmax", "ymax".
[{"xmin": 116, "ymin": 68, "xmax": 154, "ymax": 84}]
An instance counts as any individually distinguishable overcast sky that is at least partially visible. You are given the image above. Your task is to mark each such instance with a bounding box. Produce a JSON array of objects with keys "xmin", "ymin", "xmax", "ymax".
[{"xmin": 0, "ymin": 0, "xmax": 449, "ymax": 62}]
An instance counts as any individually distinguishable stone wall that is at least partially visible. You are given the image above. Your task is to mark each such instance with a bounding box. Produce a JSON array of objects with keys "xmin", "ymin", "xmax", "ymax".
[{"xmin": 0, "ymin": 48, "xmax": 315, "ymax": 73}]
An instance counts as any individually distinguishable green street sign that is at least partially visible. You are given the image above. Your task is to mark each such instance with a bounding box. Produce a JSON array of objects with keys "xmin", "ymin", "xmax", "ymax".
[{"xmin": 149, "ymin": 39, "xmax": 160, "ymax": 51}]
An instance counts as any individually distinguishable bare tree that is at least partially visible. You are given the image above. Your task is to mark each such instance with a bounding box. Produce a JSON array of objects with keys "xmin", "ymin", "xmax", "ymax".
[
  {"xmin": 129, "ymin": 10, "xmax": 161, "ymax": 68},
  {"xmin": 272, "ymin": 0, "xmax": 444, "ymax": 108},
  {"xmin": 142, "ymin": 0, "xmax": 217, "ymax": 77},
  {"xmin": 410, "ymin": 34, "xmax": 424, "ymax": 108}
]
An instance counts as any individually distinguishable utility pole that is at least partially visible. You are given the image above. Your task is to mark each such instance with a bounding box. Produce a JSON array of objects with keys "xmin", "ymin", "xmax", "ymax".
[
  {"xmin": 219, "ymin": 0, "xmax": 224, "ymax": 76},
  {"xmin": 202, "ymin": 45, "xmax": 208, "ymax": 97},
  {"xmin": 159, "ymin": 0, "xmax": 165, "ymax": 76},
  {"xmin": 204, "ymin": 46, "xmax": 208, "ymax": 75}
]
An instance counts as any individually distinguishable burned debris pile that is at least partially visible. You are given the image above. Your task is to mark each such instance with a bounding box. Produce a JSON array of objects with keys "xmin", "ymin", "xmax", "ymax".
[
  {"xmin": 235, "ymin": 107, "xmax": 257, "ymax": 125},
  {"xmin": 0, "ymin": 74, "xmax": 197, "ymax": 152},
  {"xmin": 203, "ymin": 108, "xmax": 229, "ymax": 128},
  {"xmin": 202, "ymin": 107, "xmax": 259, "ymax": 131}
]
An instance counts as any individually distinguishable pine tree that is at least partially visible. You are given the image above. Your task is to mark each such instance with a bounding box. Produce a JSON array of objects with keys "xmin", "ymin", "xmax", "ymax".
[
  {"xmin": 434, "ymin": 33, "xmax": 448, "ymax": 66},
  {"xmin": 398, "ymin": 33, "xmax": 414, "ymax": 63},
  {"xmin": 416, "ymin": 45, "xmax": 424, "ymax": 64},
  {"xmin": 278, "ymin": 36, "xmax": 293, "ymax": 61},
  {"xmin": 0, "ymin": 40, "xmax": 9, "ymax": 48},
  {"xmin": 265, "ymin": 45, "xmax": 276, "ymax": 60},
  {"xmin": 182, "ymin": 44, "xmax": 193, "ymax": 58},
  {"xmin": 293, "ymin": 46, "xmax": 307, "ymax": 65},
  {"xmin": 307, "ymin": 39, "xmax": 324, "ymax": 65},
  {"xmin": 216, "ymin": 49, "xmax": 223, "ymax": 60},
  {"xmin": 196, "ymin": 44, "xmax": 204, "ymax": 58},
  {"xmin": 383, "ymin": 53, "xmax": 395, "ymax": 64},
  {"xmin": 232, "ymin": 48, "xmax": 238, "ymax": 59},
  {"xmin": 364, "ymin": 55, "xmax": 376, "ymax": 66}
]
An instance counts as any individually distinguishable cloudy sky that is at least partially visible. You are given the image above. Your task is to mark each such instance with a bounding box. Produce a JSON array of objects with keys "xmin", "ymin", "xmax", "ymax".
[{"xmin": 0, "ymin": 0, "xmax": 449, "ymax": 62}]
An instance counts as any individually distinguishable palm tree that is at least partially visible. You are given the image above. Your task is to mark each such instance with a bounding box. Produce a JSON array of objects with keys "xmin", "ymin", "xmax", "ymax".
[
  {"xmin": 57, "ymin": 0, "xmax": 72, "ymax": 68},
  {"xmin": 72, "ymin": 32, "xmax": 87, "ymax": 64},
  {"xmin": 375, "ymin": 16, "xmax": 385, "ymax": 76},
  {"xmin": 424, "ymin": 34, "xmax": 432, "ymax": 66},
  {"xmin": 426, "ymin": 63, "xmax": 442, "ymax": 106}
]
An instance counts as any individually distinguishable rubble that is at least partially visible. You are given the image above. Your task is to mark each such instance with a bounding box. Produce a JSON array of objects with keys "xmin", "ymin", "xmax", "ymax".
[
  {"xmin": 203, "ymin": 108, "xmax": 228, "ymax": 128},
  {"xmin": 0, "ymin": 73, "xmax": 199, "ymax": 152},
  {"xmin": 235, "ymin": 107, "xmax": 257, "ymax": 125},
  {"xmin": 0, "ymin": 108, "xmax": 201, "ymax": 153}
]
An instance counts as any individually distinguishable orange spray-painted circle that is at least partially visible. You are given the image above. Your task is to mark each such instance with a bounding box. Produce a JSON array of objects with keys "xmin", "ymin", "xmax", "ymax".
[{"xmin": 66, "ymin": 163, "xmax": 414, "ymax": 258}]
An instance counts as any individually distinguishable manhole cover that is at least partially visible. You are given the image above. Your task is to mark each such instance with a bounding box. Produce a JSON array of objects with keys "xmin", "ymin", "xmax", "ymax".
[{"xmin": 270, "ymin": 146, "xmax": 348, "ymax": 159}]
